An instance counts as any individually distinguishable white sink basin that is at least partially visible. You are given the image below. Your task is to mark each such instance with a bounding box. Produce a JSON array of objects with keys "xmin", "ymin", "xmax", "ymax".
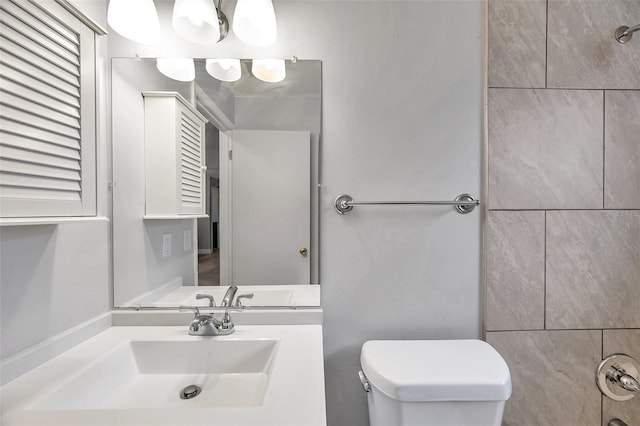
[
  {"xmin": 31, "ymin": 339, "xmax": 278, "ymax": 410},
  {"xmin": 1, "ymin": 326, "xmax": 326, "ymax": 426}
]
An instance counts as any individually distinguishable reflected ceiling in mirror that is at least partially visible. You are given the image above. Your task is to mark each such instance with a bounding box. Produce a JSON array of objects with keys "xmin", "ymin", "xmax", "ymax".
[{"xmin": 111, "ymin": 58, "xmax": 321, "ymax": 308}]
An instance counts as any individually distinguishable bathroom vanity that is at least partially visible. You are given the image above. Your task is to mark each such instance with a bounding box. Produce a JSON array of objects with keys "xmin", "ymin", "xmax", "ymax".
[{"xmin": 1, "ymin": 325, "xmax": 326, "ymax": 426}]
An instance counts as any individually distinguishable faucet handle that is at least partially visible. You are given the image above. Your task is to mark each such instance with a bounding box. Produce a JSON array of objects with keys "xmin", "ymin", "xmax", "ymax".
[
  {"xmin": 195, "ymin": 293, "xmax": 216, "ymax": 307},
  {"xmin": 234, "ymin": 293, "xmax": 254, "ymax": 307},
  {"xmin": 609, "ymin": 367, "xmax": 640, "ymax": 393},
  {"xmin": 179, "ymin": 305, "xmax": 201, "ymax": 317},
  {"xmin": 597, "ymin": 353, "xmax": 640, "ymax": 401},
  {"xmin": 215, "ymin": 309, "xmax": 234, "ymax": 333},
  {"xmin": 179, "ymin": 306, "xmax": 236, "ymax": 336}
]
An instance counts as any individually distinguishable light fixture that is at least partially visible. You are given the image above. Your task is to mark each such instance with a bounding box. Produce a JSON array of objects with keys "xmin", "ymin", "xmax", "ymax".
[
  {"xmin": 172, "ymin": 0, "xmax": 222, "ymax": 44},
  {"xmin": 206, "ymin": 59, "xmax": 242, "ymax": 82},
  {"xmin": 107, "ymin": 0, "xmax": 160, "ymax": 44},
  {"xmin": 251, "ymin": 59, "xmax": 286, "ymax": 83},
  {"xmin": 156, "ymin": 58, "xmax": 196, "ymax": 82},
  {"xmin": 232, "ymin": 0, "xmax": 277, "ymax": 47}
]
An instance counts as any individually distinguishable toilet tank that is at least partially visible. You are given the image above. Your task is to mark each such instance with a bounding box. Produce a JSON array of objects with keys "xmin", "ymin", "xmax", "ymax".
[{"xmin": 360, "ymin": 340, "xmax": 512, "ymax": 426}]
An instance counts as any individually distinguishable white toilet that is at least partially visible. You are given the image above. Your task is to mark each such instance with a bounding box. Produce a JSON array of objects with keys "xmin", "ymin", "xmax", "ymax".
[{"xmin": 359, "ymin": 340, "xmax": 512, "ymax": 426}]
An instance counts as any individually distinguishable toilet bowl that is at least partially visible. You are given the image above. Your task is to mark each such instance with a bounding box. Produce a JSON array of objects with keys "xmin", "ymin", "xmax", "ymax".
[{"xmin": 359, "ymin": 340, "xmax": 511, "ymax": 426}]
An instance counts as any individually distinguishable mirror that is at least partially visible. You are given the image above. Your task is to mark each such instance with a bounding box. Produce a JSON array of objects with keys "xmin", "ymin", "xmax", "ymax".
[{"xmin": 111, "ymin": 58, "xmax": 321, "ymax": 308}]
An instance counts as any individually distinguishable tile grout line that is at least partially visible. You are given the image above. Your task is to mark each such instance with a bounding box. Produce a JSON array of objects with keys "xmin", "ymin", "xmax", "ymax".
[
  {"xmin": 488, "ymin": 208, "xmax": 640, "ymax": 212},
  {"xmin": 544, "ymin": 210, "xmax": 547, "ymax": 330},
  {"xmin": 488, "ymin": 87, "xmax": 640, "ymax": 92},
  {"xmin": 603, "ymin": 91, "xmax": 606, "ymax": 210},
  {"xmin": 545, "ymin": 0, "xmax": 549, "ymax": 89},
  {"xmin": 486, "ymin": 327, "xmax": 640, "ymax": 333}
]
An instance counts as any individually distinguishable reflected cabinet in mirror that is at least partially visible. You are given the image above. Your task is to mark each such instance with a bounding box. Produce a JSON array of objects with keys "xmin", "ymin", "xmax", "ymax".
[{"xmin": 112, "ymin": 58, "xmax": 321, "ymax": 308}]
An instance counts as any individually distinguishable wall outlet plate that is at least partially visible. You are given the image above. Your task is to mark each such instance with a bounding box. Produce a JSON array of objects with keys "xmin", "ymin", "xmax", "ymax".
[
  {"xmin": 183, "ymin": 229, "xmax": 192, "ymax": 252},
  {"xmin": 162, "ymin": 234, "xmax": 172, "ymax": 258}
]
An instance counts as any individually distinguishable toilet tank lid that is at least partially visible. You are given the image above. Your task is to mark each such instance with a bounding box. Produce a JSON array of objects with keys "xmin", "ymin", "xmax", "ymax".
[{"xmin": 360, "ymin": 340, "xmax": 512, "ymax": 402}]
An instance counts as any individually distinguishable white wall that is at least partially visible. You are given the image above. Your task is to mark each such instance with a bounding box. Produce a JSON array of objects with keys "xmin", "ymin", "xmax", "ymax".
[
  {"xmin": 315, "ymin": 5, "xmax": 483, "ymax": 424},
  {"xmin": 235, "ymin": 96, "xmax": 320, "ymax": 133},
  {"xmin": 195, "ymin": 69, "xmax": 236, "ymax": 124},
  {"xmin": 110, "ymin": 1, "xmax": 484, "ymax": 425},
  {"xmin": 0, "ymin": 223, "xmax": 110, "ymax": 359},
  {"xmin": 0, "ymin": 0, "xmax": 111, "ymax": 367}
]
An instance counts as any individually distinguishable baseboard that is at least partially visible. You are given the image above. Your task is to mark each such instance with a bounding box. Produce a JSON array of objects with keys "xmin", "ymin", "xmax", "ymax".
[
  {"xmin": 198, "ymin": 249, "xmax": 213, "ymax": 254},
  {"xmin": 121, "ymin": 277, "xmax": 183, "ymax": 306},
  {"xmin": 0, "ymin": 312, "xmax": 112, "ymax": 386}
]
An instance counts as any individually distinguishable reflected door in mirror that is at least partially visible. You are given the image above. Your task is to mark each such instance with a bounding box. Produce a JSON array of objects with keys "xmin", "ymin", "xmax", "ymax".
[{"xmin": 230, "ymin": 130, "xmax": 311, "ymax": 285}]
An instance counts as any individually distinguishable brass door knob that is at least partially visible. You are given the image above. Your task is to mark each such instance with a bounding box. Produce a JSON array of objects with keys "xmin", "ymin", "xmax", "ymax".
[{"xmin": 299, "ymin": 247, "xmax": 308, "ymax": 256}]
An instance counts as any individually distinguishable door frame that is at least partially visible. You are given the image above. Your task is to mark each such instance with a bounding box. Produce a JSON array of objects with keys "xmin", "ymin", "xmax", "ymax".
[{"xmin": 195, "ymin": 88, "xmax": 234, "ymax": 286}]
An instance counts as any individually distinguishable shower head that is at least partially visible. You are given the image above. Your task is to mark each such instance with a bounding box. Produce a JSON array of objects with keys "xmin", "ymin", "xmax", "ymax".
[{"xmin": 615, "ymin": 24, "xmax": 640, "ymax": 44}]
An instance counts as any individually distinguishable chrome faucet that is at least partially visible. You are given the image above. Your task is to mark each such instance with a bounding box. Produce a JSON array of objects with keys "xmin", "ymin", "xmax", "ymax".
[
  {"xmin": 221, "ymin": 284, "xmax": 255, "ymax": 307},
  {"xmin": 195, "ymin": 293, "xmax": 215, "ymax": 307},
  {"xmin": 608, "ymin": 366, "xmax": 640, "ymax": 393},
  {"xmin": 179, "ymin": 306, "xmax": 234, "ymax": 336},
  {"xmin": 235, "ymin": 293, "xmax": 254, "ymax": 307},
  {"xmin": 597, "ymin": 353, "xmax": 640, "ymax": 401},
  {"xmin": 221, "ymin": 285, "xmax": 238, "ymax": 307}
]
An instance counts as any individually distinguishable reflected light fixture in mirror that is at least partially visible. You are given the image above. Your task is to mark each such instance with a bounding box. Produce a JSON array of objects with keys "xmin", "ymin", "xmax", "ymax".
[
  {"xmin": 233, "ymin": 0, "xmax": 278, "ymax": 47},
  {"xmin": 107, "ymin": 0, "xmax": 160, "ymax": 44},
  {"xmin": 172, "ymin": 0, "xmax": 220, "ymax": 44},
  {"xmin": 252, "ymin": 59, "xmax": 286, "ymax": 83},
  {"xmin": 206, "ymin": 59, "xmax": 242, "ymax": 82},
  {"xmin": 156, "ymin": 58, "xmax": 196, "ymax": 81}
]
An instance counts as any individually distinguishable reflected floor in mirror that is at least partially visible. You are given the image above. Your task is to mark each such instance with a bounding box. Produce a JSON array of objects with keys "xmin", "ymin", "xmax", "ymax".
[{"xmin": 198, "ymin": 252, "xmax": 220, "ymax": 286}]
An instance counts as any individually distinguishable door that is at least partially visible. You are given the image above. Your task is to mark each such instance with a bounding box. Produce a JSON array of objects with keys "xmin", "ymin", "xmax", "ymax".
[{"xmin": 230, "ymin": 130, "xmax": 311, "ymax": 285}]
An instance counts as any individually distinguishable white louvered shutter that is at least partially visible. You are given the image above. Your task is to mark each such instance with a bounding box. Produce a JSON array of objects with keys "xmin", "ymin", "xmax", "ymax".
[
  {"xmin": 143, "ymin": 92, "xmax": 206, "ymax": 217},
  {"xmin": 0, "ymin": 0, "xmax": 96, "ymax": 217},
  {"xmin": 179, "ymin": 108, "xmax": 204, "ymax": 212}
]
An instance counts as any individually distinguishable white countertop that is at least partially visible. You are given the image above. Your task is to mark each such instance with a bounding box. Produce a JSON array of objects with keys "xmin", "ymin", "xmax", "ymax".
[{"xmin": 1, "ymin": 325, "xmax": 326, "ymax": 426}]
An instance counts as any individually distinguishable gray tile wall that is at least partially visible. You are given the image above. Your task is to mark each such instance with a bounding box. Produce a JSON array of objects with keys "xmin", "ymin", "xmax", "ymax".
[
  {"xmin": 488, "ymin": 0, "xmax": 546, "ymax": 88},
  {"xmin": 547, "ymin": 0, "xmax": 640, "ymax": 89},
  {"xmin": 487, "ymin": 331, "xmax": 602, "ymax": 426},
  {"xmin": 546, "ymin": 211, "xmax": 640, "ymax": 329},
  {"xmin": 602, "ymin": 330, "xmax": 640, "ymax": 426},
  {"xmin": 487, "ymin": 0, "xmax": 640, "ymax": 423},
  {"xmin": 486, "ymin": 211, "xmax": 545, "ymax": 331},
  {"xmin": 605, "ymin": 91, "xmax": 640, "ymax": 209},
  {"xmin": 488, "ymin": 89, "xmax": 603, "ymax": 209}
]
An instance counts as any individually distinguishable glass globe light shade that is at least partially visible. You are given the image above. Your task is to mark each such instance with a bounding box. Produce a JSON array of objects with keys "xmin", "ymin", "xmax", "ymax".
[
  {"xmin": 232, "ymin": 0, "xmax": 277, "ymax": 47},
  {"xmin": 172, "ymin": 0, "xmax": 221, "ymax": 44},
  {"xmin": 107, "ymin": 0, "xmax": 160, "ymax": 45},
  {"xmin": 156, "ymin": 58, "xmax": 196, "ymax": 82},
  {"xmin": 251, "ymin": 59, "xmax": 286, "ymax": 83},
  {"xmin": 205, "ymin": 59, "xmax": 242, "ymax": 82}
]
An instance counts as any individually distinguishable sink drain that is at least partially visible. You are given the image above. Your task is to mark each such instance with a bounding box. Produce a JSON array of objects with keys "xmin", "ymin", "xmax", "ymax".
[{"xmin": 180, "ymin": 384, "xmax": 202, "ymax": 400}]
